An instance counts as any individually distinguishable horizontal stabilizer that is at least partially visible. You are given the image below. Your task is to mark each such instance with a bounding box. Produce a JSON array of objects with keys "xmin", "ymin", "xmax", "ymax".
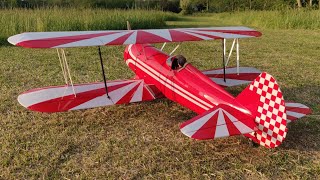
[
  {"xmin": 202, "ymin": 67, "xmax": 261, "ymax": 87},
  {"xmin": 8, "ymin": 27, "xmax": 261, "ymax": 48},
  {"xmin": 286, "ymin": 102, "xmax": 311, "ymax": 123},
  {"xmin": 180, "ymin": 104, "xmax": 256, "ymax": 140},
  {"xmin": 18, "ymin": 79, "xmax": 161, "ymax": 113}
]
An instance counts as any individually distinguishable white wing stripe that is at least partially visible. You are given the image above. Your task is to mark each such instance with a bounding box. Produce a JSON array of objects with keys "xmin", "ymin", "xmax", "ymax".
[
  {"xmin": 286, "ymin": 102, "xmax": 309, "ymax": 108},
  {"xmin": 124, "ymin": 31, "xmax": 137, "ymax": 44},
  {"xmin": 287, "ymin": 111, "xmax": 306, "ymax": 119},
  {"xmin": 130, "ymin": 82, "xmax": 144, "ymax": 102}
]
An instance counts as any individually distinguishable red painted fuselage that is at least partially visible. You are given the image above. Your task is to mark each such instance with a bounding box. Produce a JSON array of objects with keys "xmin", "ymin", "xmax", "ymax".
[{"xmin": 124, "ymin": 44, "xmax": 251, "ymax": 115}]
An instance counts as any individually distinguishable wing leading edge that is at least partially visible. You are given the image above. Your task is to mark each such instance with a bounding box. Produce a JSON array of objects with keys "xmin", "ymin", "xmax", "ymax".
[{"xmin": 8, "ymin": 26, "xmax": 262, "ymax": 48}]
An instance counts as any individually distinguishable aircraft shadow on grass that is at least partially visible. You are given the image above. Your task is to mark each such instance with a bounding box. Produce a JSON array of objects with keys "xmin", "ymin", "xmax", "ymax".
[{"xmin": 0, "ymin": 37, "xmax": 11, "ymax": 46}]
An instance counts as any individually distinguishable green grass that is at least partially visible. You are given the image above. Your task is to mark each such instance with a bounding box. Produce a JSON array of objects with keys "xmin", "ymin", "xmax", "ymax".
[
  {"xmin": 0, "ymin": 8, "xmax": 177, "ymax": 40},
  {"xmin": 0, "ymin": 10, "xmax": 320, "ymax": 179},
  {"xmin": 190, "ymin": 9, "xmax": 320, "ymax": 30}
]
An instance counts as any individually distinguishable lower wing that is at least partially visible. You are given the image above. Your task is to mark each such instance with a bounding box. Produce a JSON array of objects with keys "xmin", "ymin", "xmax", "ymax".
[
  {"xmin": 202, "ymin": 66, "xmax": 261, "ymax": 87},
  {"xmin": 18, "ymin": 79, "xmax": 162, "ymax": 113}
]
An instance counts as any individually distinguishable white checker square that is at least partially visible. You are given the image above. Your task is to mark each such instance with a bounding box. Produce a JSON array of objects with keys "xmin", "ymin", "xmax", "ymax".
[
  {"xmin": 272, "ymin": 108, "xmax": 279, "ymax": 115},
  {"xmin": 275, "ymin": 97, "xmax": 282, "ymax": 104},
  {"xmin": 279, "ymin": 105, "xmax": 285, "ymax": 112},
  {"xmin": 273, "ymin": 127, "xmax": 279, "ymax": 134},
  {"xmin": 265, "ymin": 74, "xmax": 272, "ymax": 81},
  {"xmin": 272, "ymin": 89, "xmax": 278, "ymax": 96},
  {"xmin": 263, "ymin": 85, "xmax": 268, "ymax": 92},
  {"xmin": 266, "ymin": 92, "xmax": 272, "ymax": 99},
  {"xmin": 267, "ymin": 111, "xmax": 272, "ymax": 118},
  {"xmin": 279, "ymin": 124, "xmax": 286, "ymax": 131},
  {"xmin": 269, "ymin": 82, "xmax": 274, "ymax": 88},
  {"xmin": 269, "ymin": 101, "xmax": 275, "ymax": 107}
]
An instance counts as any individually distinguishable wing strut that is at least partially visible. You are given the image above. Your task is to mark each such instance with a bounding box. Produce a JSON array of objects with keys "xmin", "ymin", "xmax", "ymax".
[
  {"xmin": 56, "ymin": 48, "xmax": 76, "ymax": 97},
  {"xmin": 98, "ymin": 46, "xmax": 110, "ymax": 99},
  {"xmin": 222, "ymin": 39, "xmax": 226, "ymax": 82}
]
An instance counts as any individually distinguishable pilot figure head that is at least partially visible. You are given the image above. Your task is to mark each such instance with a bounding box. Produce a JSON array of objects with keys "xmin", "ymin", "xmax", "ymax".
[{"xmin": 175, "ymin": 55, "xmax": 187, "ymax": 68}]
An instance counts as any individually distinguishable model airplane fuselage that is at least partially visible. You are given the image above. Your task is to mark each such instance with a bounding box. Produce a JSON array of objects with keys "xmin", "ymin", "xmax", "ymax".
[{"xmin": 124, "ymin": 44, "xmax": 248, "ymax": 115}]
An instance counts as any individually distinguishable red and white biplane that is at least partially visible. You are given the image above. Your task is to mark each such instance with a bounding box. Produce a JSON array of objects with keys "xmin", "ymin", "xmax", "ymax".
[{"xmin": 8, "ymin": 25, "xmax": 311, "ymax": 148}]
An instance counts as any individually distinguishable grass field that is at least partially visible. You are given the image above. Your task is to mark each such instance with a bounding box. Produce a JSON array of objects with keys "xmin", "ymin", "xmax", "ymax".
[
  {"xmin": 0, "ymin": 10, "xmax": 320, "ymax": 179},
  {"xmin": 0, "ymin": 8, "xmax": 177, "ymax": 42}
]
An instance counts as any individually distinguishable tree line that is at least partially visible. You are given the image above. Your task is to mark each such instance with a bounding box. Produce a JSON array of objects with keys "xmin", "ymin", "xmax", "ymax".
[{"xmin": 0, "ymin": 0, "xmax": 319, "ymax": 12}]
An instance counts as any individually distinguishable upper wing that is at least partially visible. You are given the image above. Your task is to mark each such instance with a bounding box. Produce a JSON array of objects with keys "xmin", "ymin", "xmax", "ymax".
[
  {"xmin": 202, "ymin": 67, "xmax": 262, "ymax": 87},
  {"xmin": 8, "ymin": 26, "xmax": 262, "ymax": 48},
  {"xmin": 180, "ymin": 104, "xmax": 256, "ymax": 140},
  {"xmin": 18, "ymin": 79, "xmax": 162, "ymax": 113}
]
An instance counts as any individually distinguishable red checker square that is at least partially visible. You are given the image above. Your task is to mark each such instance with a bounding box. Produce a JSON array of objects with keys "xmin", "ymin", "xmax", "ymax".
[
  {"xmin": 270, "ymin": 78, "xmax": 275, "ymax": 83},
  {"xmin": 260, "ymin": 136, "xmax": 266, "ymax": 142},
  {"xmin": 262, "ymin": 109, "xmax": 268, "ymax": 115},
  {"xmin": 271, "ymin": 114, "xmax": 277, "ymax": 120},
  {"xmin": 271, "ymin": 95, "xmax": 277, "ymax": 101},
  {"xmin": 258, "ymin": 83, "xmax": 264, "ymax": 89},
  {"xmin": 268, "ymin": 106, "xmax": 274, "ymax": 112},
  {"xmin": 266, "ymin": 135, "xmax": 272, "ymax": 141},
  {"xmin": 264, "ymin": 98, "xmax": 270, "ymax": 104},
  {"xmin": 261, "ymin": 91, "xmax": 267, "ymax": 97},
  {"xmin": 278, "ymin": 130, "xmax": 285, "ymax": 136},
  {"xmin": 269, "ymin": 124, "xmax": 275, "ymax": 130},
  {"xmin": 272, "ymin": 132, "xmax": 278, "ymax": 138},
  {"xmin": 277, "ymin": 93, "xmax": 282, "ymax": 98},
  {"xmin": 275, "ymin": 122, "xmax": 281, "ymax": 128}
]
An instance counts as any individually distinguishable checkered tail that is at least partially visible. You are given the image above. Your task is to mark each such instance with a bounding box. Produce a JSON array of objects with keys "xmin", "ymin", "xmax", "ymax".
[{"xmin": 235, "ymin": 72, "xmax": 287, "ymax": 148}]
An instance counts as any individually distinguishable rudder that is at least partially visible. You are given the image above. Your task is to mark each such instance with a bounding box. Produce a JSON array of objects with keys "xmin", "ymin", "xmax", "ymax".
[{"xmin": 236, "ymin": 72, "xmax": 287, "ymax": 148}]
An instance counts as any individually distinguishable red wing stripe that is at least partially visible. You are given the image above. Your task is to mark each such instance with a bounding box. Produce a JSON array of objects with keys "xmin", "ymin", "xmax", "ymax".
[
  {"xmin": 17, "ymin": 32, "xmax": 120, "ymax": 48},
  {"xmin": 71, "ymin": 81, "xmax": 140, "ymax": 110},
  {"xmin": 169, "ymin": 30, "xmax": 204, "ymax": 42},
  {"xmin": 190, "ymin": 112, "xmax": 219, "ymax": 139},
  {"xmin": 136, "ymin": 30, "xmax": 172, "ymax": 44}
]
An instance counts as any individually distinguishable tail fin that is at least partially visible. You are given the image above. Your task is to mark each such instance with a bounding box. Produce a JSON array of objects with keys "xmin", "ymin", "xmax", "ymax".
[{"xmin": 236, "ymin": 72, "xmax": 287, "ymax": 148}]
